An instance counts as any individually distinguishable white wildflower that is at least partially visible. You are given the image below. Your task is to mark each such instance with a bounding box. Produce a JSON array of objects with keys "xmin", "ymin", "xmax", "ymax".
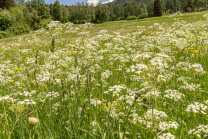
[
  {"xmin": 164, "ymin": 89, "xmax": 185, "ymax": 101},
  {"xmin": 158, "ymin": 133, "xmax": 175, "ymax": 139},
  {"xmin": 144, "ymin": 109, "xmax": 168, "ymax": 121},
  {"xmin": 185, "ymin": 102, "xmax": 207, "ymax": 114},
  {"xmin": 158, "ymin": 121, "xmax": 179, "ymax": 131},
  {"xmin": 101, "ymin": 70, "xmax": 112, "ymax": 79}
]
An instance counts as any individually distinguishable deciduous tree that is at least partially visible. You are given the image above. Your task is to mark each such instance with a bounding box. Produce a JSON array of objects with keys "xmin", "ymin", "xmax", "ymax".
[
  {"xmin": 161, "ymin": 0, "xmax": 166, "ymax": 14},
  {"xmin": 0, "ymin": 0, "xmax": 15, "ymax": 10},
  {"xmin": 95, "ymin": 4, "xmax": 110, "ymax": 23},
  {"xmin": 124, "ymin": 4, "xmax": 134, "ymax": 18},
  {"xmin": 195, "ymin": 0, "xmax": 204, "ymax": 11},
  {"xmin": 10, "ymin": 7, "xmax": 25, "ymax": 25},
  {"xmin": 15, "ymin": 0, "xmax": 25, "ymax": 3},
  {"xmin": 15, "ymin": 3, "xmax": 32, "ymax": 25},
  {"xmin": 113, "ymin": 4, "xmax": 121, "ymax": 19},
  {"xmin": 181, "ymin": 0, "xmax": 187, "ymax": 12},
  {"xmin": 147, "ymin": 0, "xmax": 154, "ymax": 14},
  {"xmin": 0, "ymin": 8, "xmax": 12, "ymax": 30},
  {"xmin": 52, "ymin": 0, "xmax": 63, "ymax": 22},
  {"xmin": 62, "ymin": 5, "xmax": 69, "ymax": 23},
  {"xmin": 139, "ymin": 3, "xmax": 147, "ymax": 15}
]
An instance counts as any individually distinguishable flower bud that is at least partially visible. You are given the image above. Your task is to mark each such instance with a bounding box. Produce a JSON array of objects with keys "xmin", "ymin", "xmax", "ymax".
[
  {"xmin": 143, "ymin": 104, "xmax": 148, "ymax": 109},
  {"xmin": 137, "ymin": 133, "xmax": 141, "ymax": 139}
]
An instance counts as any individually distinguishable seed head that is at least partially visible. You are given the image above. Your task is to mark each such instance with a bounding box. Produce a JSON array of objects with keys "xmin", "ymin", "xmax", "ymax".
[
  {"xmin": 28, "ymin": 117, "xmax": 39, "ymax": 126},
  {"xmin": 143, "ymin": 97, "xmax": 147, "ymax": 101},
  {"xmin": 135, "ymin": 92, "xmax": 141, "ymax": 100},
  {"xmin": 136, "ymin": 92, "xmax": 141, "ymax": 97}
]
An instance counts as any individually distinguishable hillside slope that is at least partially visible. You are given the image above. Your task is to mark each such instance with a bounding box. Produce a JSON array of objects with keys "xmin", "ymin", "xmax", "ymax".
[{"xmin": 111, "ymin": 0, "xmax": 152, "ymax": 7}]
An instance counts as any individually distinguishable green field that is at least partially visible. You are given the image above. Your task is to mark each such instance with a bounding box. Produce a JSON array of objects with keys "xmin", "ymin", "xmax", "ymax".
[{"xmin": 0, "ymin": 11, "xmax": 208, "ymax": 138}]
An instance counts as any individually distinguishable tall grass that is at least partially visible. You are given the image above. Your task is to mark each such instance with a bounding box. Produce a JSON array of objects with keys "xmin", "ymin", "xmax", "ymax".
[{"xmin": 0, "ymin": 12, "xmax": 208, "ymax": 138}]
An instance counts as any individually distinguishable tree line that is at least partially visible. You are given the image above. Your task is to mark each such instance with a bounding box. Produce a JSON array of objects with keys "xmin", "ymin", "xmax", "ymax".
[{"xmin": 0, "ymin": 0, "xmax": 207, "ymax": 38}]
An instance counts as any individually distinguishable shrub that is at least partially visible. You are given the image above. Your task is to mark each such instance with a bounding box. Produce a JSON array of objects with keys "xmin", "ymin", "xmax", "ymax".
[
  {"xmin": 200, "ymin": 8, "xmax": 205, "ymax": 11},
  {"xmin": 74, "ymin": 19, "xmax": 79, "ymax": 24},
  {"xmin": 34, "ymin": 19, "xmax": 53, "ymax": 30},
  {"xmin": 148, "ymin": 13, "xmax": 155, "ymax": 17},
  {"xmin": 0, "ymin": 34, "xmax": 3, "ymax": 39},
  {"xmin": 126, "ymin": 16, "xmax": 137, "ymax": 20},
  {"xmin": 8, "ymin": 23, "xmax": 30, "ymax": 35},
  {"xmin": 138, "ymin": 13, "xmax": 148, "ymax": 19},
  {"xmin": 0, "ymin": 31, "xmax": 9, "ymax": 37},
  {"xmin": 62, "ymin": 16, "xmax": 69, "ymax": 23},
  {"xmin": 91, "ymin": 18, "xmax": 101, "ymax": 24},
  {"xmin": 138, "ymin": 13, "xmax": 155, "ymax": 19}
]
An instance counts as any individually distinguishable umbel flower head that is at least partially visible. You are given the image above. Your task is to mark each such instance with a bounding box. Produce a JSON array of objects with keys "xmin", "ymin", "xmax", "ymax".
[{"xmin": 28, "ymin": 117, "xmax": 39, "ymax": 126}]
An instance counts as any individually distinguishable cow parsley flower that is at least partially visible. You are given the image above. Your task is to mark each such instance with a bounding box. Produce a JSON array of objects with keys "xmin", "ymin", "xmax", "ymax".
[
  {"xmin": 144, "ymin": 89, "xmax": 161, "ymax": 98},
  {"xmin": 101, "ymin": 70, "xmax": 112, "ymax": 79},
  {"xmin": 144, "ymin": 109, "xmax": 168, "ymax": 121},
  {"xmin": 164, "ymin": 89, "xmax": 185, "ymax": 101},
  {"xmin": 185, "ymin": 102, "xmax": 207, "ymax": 114},
  {"xmin": 158, "ymin": 133, "xmax": 175, "ymax": 139},
  {"xmin": 189, "ymin": 125, "xmax": 208, "ymax": 138},
  {"xmin": 158, "ymin": 121, "xmax": 179, "ymax": 131}
]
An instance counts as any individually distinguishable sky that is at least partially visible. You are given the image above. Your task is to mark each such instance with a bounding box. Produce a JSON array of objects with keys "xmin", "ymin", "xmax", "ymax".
[{"xmin": 28, "ymin": 0, "xmax": 114, "ymax": 6}]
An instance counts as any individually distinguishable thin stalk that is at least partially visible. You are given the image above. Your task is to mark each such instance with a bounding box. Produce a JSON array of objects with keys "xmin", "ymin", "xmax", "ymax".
[{"xmin": 122, "ymin": 99, "xmax": 137, "ymax": 139}]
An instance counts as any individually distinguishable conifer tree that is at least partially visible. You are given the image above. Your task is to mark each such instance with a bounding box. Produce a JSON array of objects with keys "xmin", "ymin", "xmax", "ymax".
[
  {"xmin": 48, "ymin": 3, "xmax": 53, "ymax": 15},
  {"xmin": 62, "ymin": 5, "xmax": 69, "ymax": 23},
  {"xmin": 154, "ymin": 0, "xmax": 163, "ymax": 16},
  {"xmin": 175, "ymin": 0, "xmax": 181, "ymax": 11},
  {"xmin": 169, "ymin": 0, "xmax": 175, "ymax": 13},
  {"xmin": 113, "ymin": 4, "xmax": 120, "ymax": 19},
  {"xmin": 165, "ymin": 0, "xmax": 170, "ymax": 13},
  {"xmin": 89, "ymin": 3, "xmax": 94, "ymax": 21},
  {"xmin": 186, "ymin": 0, "xmax": 194, "ymax": 12},
  {"xmin": 161, "ymin": 0, "xmax": 166, "ymax": 14},
  {"xmin": 120, "ymin": 6, "xmax": 125, "ymax": 20}
]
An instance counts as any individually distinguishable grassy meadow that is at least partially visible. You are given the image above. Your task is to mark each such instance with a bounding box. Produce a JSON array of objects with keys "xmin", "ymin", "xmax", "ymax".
[{"xmin": 0, "ymin": 11, "xmax": 208, "ymax": 139}]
